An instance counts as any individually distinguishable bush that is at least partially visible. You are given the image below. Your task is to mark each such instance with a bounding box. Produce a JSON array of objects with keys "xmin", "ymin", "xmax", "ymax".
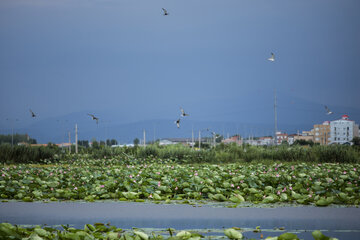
[{"xmin": 0, "ymin": 144, "xmax": 60, "ymax": 164}]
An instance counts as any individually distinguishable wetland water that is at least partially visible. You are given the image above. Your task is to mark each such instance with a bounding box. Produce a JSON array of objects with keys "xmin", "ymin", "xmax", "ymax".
[{"xmin": 1, "ymin": 202, "xmax": 360, "ymax": 239}]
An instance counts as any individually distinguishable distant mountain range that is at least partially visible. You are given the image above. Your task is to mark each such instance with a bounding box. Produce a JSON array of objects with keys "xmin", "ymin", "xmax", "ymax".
[
  {"xmin": 0, "ymin": 117, "xmax": 318, "ymax": 144},
  {"xmin": 1, "ymin": 94, "xmax": 359, "ymax": 144}
]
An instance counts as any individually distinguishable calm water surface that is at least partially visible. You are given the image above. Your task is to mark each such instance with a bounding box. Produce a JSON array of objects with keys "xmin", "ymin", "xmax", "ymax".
[{"xmin": 0, "ymin": 202, "xmax": 359, "ymax": 239}]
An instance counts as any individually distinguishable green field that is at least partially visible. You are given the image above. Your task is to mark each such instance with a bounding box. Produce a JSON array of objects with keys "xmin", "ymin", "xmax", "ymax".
[{"xmin": 1, "ymin": 154, "xmax": 359, "ymax": 206}]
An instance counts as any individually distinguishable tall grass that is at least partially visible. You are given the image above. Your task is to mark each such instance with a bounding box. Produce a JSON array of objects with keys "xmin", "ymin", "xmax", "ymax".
[
  {"xmin": 0, "ymin": 144, "xmax": 60, "ymax": 164},
  {"xmin": 1, "ymin": 142, "xmax": 359, "ymax": 164}
]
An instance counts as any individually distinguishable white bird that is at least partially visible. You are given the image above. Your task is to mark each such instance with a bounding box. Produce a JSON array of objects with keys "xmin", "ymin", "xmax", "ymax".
[
  {"xmin": 88, "ymin": 114, "xmax": 99, "ymax": 124},
  {"xmin": 175, "ymin": 119, "xmax": 180, "ymax": 128},
  {"xmin": 162, "ymin": 8, "xmax": 169, "ymax": 16},
  {"xmin": 324, "ymin": 105, "xmax": 333, "ymax": 115},
  {"xmin": 29, "ymin": 109, "xmax": 36, "ymax": 118},
  {"xmin": 180, "ymin": 107, "xmax": 189, "ymax": 117},
  {"xmin": 268, "ymin": 52, "xmax": 275, "ymax": 62}
]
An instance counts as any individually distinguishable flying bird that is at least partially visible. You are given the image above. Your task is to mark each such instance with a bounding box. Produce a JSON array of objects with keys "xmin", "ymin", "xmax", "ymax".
[
  {"xmin": 88, "ymin": 114, "xmax": 99, "ymax": 124},
  {"xmin": 175, "ymin": 119, "xmax": 180, "ymax": 128},
  {"xmin": 324, "ymin": 105, "xmax": 333, "ymax": 115},
  {"xmin": 268, "ymin": 52, "xmax": 275, "ymax": 62},
  {"xmin": 29, "ymin": 109, "xmax": 36, "ymax": 118},
  {"xmin": 162, "ymin": 8, "xmax": 169, "ymax": 15},
  {"xmin": 180, "ymin": 107, "xmax": 189, "ymax": 117}
]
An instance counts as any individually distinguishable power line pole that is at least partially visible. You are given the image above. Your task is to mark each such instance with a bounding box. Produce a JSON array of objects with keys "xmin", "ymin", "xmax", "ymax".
[
  {"xmin": 191, "ymin": 125, "xmax": 194, "ymax": 150},
  {"xmin": 153, "ymin": 123, "xmax": 156, "ymax": 144},
  {"xmin": 68, "ymin": 131, "xmax": 71, "ymax": 153},
  {"xmin": 143, "ymin": 129, "xmax": 146, "ymax": 147},
  {"xmin": 198, "ymin": 130, "xmax": 201, "ymax": 150},
  {"xmin": 274, "ymin": 89, "xmax": 278, "ymax": 146},
  {"xmin": 75, "ymin": 124, "xmax": 78, "ymax": 154}
]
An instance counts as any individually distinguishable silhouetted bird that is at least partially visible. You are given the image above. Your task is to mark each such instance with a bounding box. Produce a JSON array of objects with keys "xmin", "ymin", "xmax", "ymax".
[
  {"xmin": 162, "ymin": 8, "xmax": 169, "ymax": 15},
  {"xmin": 88, "ymin": 114, "xmax": 99, "ymax": 124},
  {"xmin": 324, "ymin": 105, "xmax": 333, "ymax": 115},
  {"xmin": 268, "ymin": 52, "xmax": 275, "ymax": 62},
  {"xmin": 180, "ymin": 107, "xmax": 189, "ymax": 117},
  {"xmin": 29, "ymin": 109, "xmax": 36, "ymax": 118},
  {"xmin": 175, "ymin": 119, "xmax": 180, "ymax": 128}
]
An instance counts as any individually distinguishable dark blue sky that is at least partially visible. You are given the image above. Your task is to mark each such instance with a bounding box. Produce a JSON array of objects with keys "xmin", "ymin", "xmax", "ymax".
[{"xmin": 1, "ymin": 0, "xmax": 360, "ymax": 139}]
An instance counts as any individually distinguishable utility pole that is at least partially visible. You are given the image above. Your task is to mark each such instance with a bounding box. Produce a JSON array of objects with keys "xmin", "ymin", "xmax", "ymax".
[
  {"xmin": 143, "ymin": 129, "xmax": 146, "ymax": 147},
  {"xmin": 274, "ymin": 89, "xmax": 278, "ymax": 146},
  {"xmin": 68, "ymin": 131, "xmax": 71, "ymax": 153},
  {"xmin": 6, "ymin": 118, "xmax": 18, "ymax": 147},
  {"xmin": 198, "ymin": 130, "xmax": 201, "ymax": 150},
  {"xmin": 191, "ymin": 125, "xmax": 194, "ymax": 150},
  {"xmin": 75, "ymin": 124, "xmax": 78, "ymax": 154},
  {"xmin": 153, "ymin": 123, "xmax": 156, "ymax": 144}
]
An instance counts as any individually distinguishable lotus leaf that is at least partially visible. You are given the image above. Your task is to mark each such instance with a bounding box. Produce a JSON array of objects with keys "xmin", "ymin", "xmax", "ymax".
[
  {"xmin": 210, "ymin": 193, "xmax": 227, "ymax": 202},
  {"xmin": 277, "ymin": 232, "xmax": 299, "ymax": 240},
  {"xmin": 315, "ymin": 198, "xmax": 330, "ymax": 207},
  {"xmin": 312, "ymin": 230, "xmax": 330, "ymax": 240},
  {"xmin": 34, "ymin": 227, "xmax": 51, "ymax": 237},
  {"xmin": 134, "ymin": 231, "xmax": 149, "ymax": 240},
  {"xmin": 176, "ymin": 231, "xmax": 192, "ymax": 239},
  {"xmin": 152, "ymin": 193, "xmax": 162, "ymax": 200},
  {"xmin": 84, "ymin": 224, "xmax": 96, "ymax": 232},
  {"xmin": 28, "ymin": 233, "xmax": 44, "ymax": 240},
  {"xmin": 263, "ymin": 196, "xmax": 275, "ymax": 203},
  {"xmin": 122, "ymin": 192, "xmax": 139, "ymax": 200},
  {"xmin": 229, "ymin": 194, "xmax": 245, "ymax": 203},
  {"xmin": 224, "ymin": 228, "xmax": 243, "ymax": 239},
  {"xmin": 107, "ymin": 232, "xmax": 120, "ymax": 240}
]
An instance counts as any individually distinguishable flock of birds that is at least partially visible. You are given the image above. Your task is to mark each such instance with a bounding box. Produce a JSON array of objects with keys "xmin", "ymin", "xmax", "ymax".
[
  {"xmin": 25, "ymin": 7, "xmax": 334, "ymax": 130},
  {"xmin": 26, "ymin": 50, "xmax": 334, "ymax": 129}
]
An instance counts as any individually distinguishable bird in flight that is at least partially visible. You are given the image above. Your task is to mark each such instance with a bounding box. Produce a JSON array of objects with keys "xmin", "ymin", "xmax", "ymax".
[
  {"xmin": 162, "ymin": 8, "xmax": 169, "ymax": 16},
  {"xmin": 88, "ymin": 114, "xmax": 99, "ymax": 124},
  {"xmin": 268, "ymin": 52, "xmax": 275, "ymax": 62},
  {"xmin": 29, "ymin": 109, "xmax": 36, "ymax": 118},
  {"xmin": 180, "ymin": 107, "xmax": 189, "ymax": 117},
  {"xmin": 175, "ymin": 119, "xmax": 180, "ymax": 128},
  {"xmin": 324, "ymin": 105, "xmax": 333, "ymax": 115}
]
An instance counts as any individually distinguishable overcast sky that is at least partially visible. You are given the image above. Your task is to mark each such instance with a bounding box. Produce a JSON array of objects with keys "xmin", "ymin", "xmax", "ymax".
[{"xmin": 1, "ymin": 0, "xmax": 359, "ymax": 129}]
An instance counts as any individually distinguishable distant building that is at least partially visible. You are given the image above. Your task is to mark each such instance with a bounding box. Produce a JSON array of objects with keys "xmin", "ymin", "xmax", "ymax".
[
  {"xmin": 313, "ymin": 121, "xmax": 331, "ymax": 145},
  {"xmin": 330, "ymin": 115, "xmax": 359, "ymax": 145},
  {"xmin": 294, "ymin": 135, "xmax": 314, "ymax": 143},
  {"xmin": 276, "ymin": 132, "xmax": 288, "ymax": 145},
  {"xmin": 302, "ymin": 130, "xmax": 314, "ymax": 136},
  {"xmin": 159, "ymin": 139, "xmax": 175, "ymax": 146},
  {"xmin": 258, "ymin": 136, "xmax": 274, "ymax": 146},
  {"xmin": 222, "ymin": 135, "xmax": 242, "ymax": 145},
  {"xmin": 243, "ymin": 139, "xmax": 259, "ymax": 146},
  {"xmin": 287, "ymin": 134, "xmax": 298, "ymax": 145},
  {"xmin": 163, "ymin": 138, "xmax": 193, "ymax": 146}
]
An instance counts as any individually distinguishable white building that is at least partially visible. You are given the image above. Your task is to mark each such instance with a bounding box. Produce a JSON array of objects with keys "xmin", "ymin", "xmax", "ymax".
[
  {"xmin": 330, "ymin": 115, "xmax": 359, "ymax": 145},
  {"xmin": 258, "ymin": 137, "xmax": 274, "ymax": 146}
]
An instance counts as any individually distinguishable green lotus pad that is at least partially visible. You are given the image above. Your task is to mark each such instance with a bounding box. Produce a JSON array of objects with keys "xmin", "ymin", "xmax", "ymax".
[
  {"xmin": 0, "ymin": 161, "xmax": 359, "ymax": 206},
  {"xmin": 0, "ymin": 223, "xmax": 339, "ymax": 240}
]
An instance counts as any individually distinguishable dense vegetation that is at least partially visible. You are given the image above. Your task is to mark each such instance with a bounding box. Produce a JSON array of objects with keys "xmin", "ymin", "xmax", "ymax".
[
  {"xmin": 1, "ymin": 143, "xmax": 360, "ymax": 164},
  {"xmin": 0, "ymin": 222, "xmax": 339, "ymax": 240},
  {"xmin": 0, "ymin": 134, "xmax": 36, "ymax": 145},
  {"xmin": 1, "ymin": 142, "xmax": 359, "ymax": 205},
  {"xmin": 1, "ymin": 158, "xmax": 359, "ymax": 205}
]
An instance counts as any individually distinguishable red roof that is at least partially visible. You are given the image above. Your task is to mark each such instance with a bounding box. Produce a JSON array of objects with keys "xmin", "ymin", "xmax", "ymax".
[{"xmin": 341, "ymin": 114, "xmax": 350, "ymax": 120}]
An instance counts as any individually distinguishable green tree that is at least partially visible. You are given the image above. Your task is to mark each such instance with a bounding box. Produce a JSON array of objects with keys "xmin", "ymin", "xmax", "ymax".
[
  {"xmin": 352, "ymin": 136, "xmax": 360, "ymax": 146},
  {"xmin": 133, "ymin": 138, "xmax": 140, "ymax": 146},
  {"xmin": 91, "ymin": 138, "xmax": 99, "ymax": 149},
  {"xmin": 78, "ymin": 140, "xmax": 89, "ymax": 148},
  {"xmin": 293, "ymin": 139, "xmax": 314, "ymax": 146}
]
